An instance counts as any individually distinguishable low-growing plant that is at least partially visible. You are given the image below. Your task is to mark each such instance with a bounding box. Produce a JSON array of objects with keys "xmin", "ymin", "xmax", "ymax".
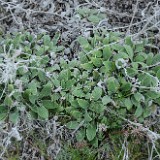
[
  {"xmin": 0, "ymin": 31, "xmax": 160, "ymax": 153},
  {"xmin": 56, "ymin": 143, "xmax": 97, "ymax": 160},
  {"xmin": 76, "ymin": 7, "xmax": 106, "ymax": 24}
]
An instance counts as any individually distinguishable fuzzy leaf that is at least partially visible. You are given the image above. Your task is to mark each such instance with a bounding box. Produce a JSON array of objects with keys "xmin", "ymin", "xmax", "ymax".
[
  {"xmin": 134, "ymin": 92, "xmax": 145, "ymax": 102},
  {"xmin": 93, "ymin": 50, "xmax": 102, "ymax": 58},
  {"xmin": 103, "ymin": 45, "xmax": 112, "ymax": 60},
  {"xmin": 124, "ymin": 98, "xmax": 133, "ymax": 110},
  {"xmin": 29, "ymin": 94, "xmax": 38, "ymax": 104},
  {"xmin": 42, "ymin": 100, "xmax": 58, "ymax": 109},
  {"xmin": 87, "ymin": 15, "xmax": 100, "ymax": 23},
  {"xmin": 0, "ymin": 105, "xmax": 8, "ymax": 121},
  {"xmin": 135, "ymin": 105, "xmax": 143, "ymax": 117},
  {"xmin": 76, "ymin": 130, "xmax": 85, "ymax": 141},
  {"xmin": 124, "ymin": 45, "xmax": 133, "ymax": 60},
  {"xmin": 37, "ymin": 106, "xmax": 49, "ymax": 120},
  {"xmin": 112, "ymin": 44, "xmax": 124, "ymax": 51},
  {"xmin": 156, "ymin": 69, "xmax": 160, "ymax": 79},
  {"xmin": 66, "ymin": 121, "xmax": 79, "ymax": 129},
  {"xmin": 9, "ymin": 111, "xmax": 19, "ymax": 123},
  {"xmin": 84, "ymin": 111, "xmax": 92, "ymax": 122},
  {"xmin": 72, "ymin": 89, "xmax": 85, "ymax": 98},
  {"xmin": 91, "ymin": 57, "xmax": 102, "ymax": 67},
  {"xmin": 102, "ymin": 95, "xmax": 112, "ymax": 105},
  {"xmin": 81, "ymin": 63, "xmax": 93, "ymax": 70},
  {"xmin": 103, "ymin": 61, "xmax": 116, "ymax": 73},
  {"xmin": 77, "ymin": 36, "xmax": 91, "ymax": 50},
  {"xmin": 77, "ymin": 99, "xmax": 89, "ymax": 109},
  {"xmin": 39, "ymin": 83, "xmax": 52, "ymax": 98},
  {"xmin": 86, "ymin": 124, "xmax": 97, "ymax": 141},
  {"xmin": 4, "ymin": 96, "xmax": 12, "ymax": 106},
  {"xmin": 91, "ymin": 87, "xmax": 102, "ymax": 101},
  {"xmin": 107, "ymin": 77, "xmax": 120, "ymax": 92}
]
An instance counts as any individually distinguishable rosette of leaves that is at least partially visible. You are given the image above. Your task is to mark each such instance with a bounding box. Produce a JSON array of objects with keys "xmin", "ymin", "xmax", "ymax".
[
  {"xmin": 0, "ymin": 31, "xmax": 160, "ymax": 147},
  {"xmin": 67, "ymin": 31, "xmax": 160, "ymax": 144},
  {"xmin": 0, "ymin": 32, "xmax": 65, "ymax": 122}
]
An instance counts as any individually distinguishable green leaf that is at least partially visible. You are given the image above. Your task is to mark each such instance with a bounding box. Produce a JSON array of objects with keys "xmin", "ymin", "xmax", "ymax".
[
  {"xmin": 126, "ymin": 68, "xmax": 138, "ymax": 77},
  {"xmin": 9, "ymin": 111, "xmax": 19, "ymax": 123},
  {"xmin": 87, "ymin": 15, "xmax": 100, "ymax": 23},
  {"xmin": 37, "ymin": 106, "xmax": 49, "ymax": 120},
  {"xmin": 70, "ymin": 110, "xmax": 82, "ymax": 119},
  {"xmin": 91, "ymin": 137, "xmax": 98, "ymax": 148},
  {"xmin": 70, "ymin": 99, "xmax": 79, "ymax": 107},
  {"xmin": 77, "ymin": 36, "xmax": 92, "ymax": 50},
  {"xmin": 152, "ymin": 54, "xmax": 160, "ymax": 64},
  {"xmin": 135, "ymin": 105, "xmax": 143, "ymax": 117},
  {"xmin": 124, "ymin": 98, "xmax": 133, "ymax": 110},
  {"xmin": 72, "ymin": 89, "xmax": 85, "ymax": 98},
  {"xmin": 93, "ymin": 70, "xmax": 100, "ymax": 80},
  {"xmin": 145, "ymin": 91, "xmax": 160, "ymax": 99},
  {"xmin": 8, "ymin": 84, "xmax": 14, "ymax": 92},
  {"xmin": 59, "ymin": 69, "xmax": 71, "ymax": 81},
  {"xmin": 4, "ymin": 96, "xmax": 12, "ymax": 106},
  {"xmin": 135, "ymin": 43, "xmax": 144, "ymax": 52},
  {"xmin": 113, "ymin": 52, "xmax": 129, "ymax": 60},
  {"xmin": 119, "ymin": 108, "xmax": 127, "ymax": 115},
  {"xmin": 103, "ymin": 45, "xmax": 112, "ymax": 60},
  {"xmin": 66, "ymin": 121, "xmax": 79, "ymax": 129},
  {"xmin": 102, "ymin": 95, "xmax": 112, "ymax": 105},
  {"xmin": 134, "ymin": 54, "xmax": 146, "ymax": 62},
  {"xmin": 121, "ymin": 82, "xmax": 132, "ymax": 92},
  {"xmin": 143, "ymin": 108, "xmax": 151, "ymax": 118},
  {"xmin": 39, "ymin": 82, "xmax": 52, "ymax": 98},
  {"xmin": 131, "ymin": 96, "xmax": 140, "ymax": 106},
  {"xmin": 42, "ymin": 100, "xmax": 58, "ymax": 109},
  {"xmin": 131, "ymin": 62, "xmax": 138, "ymax": 69},
  {"xmin": 81, "ymin": 63, "xmax": 93, "ymax": 70},
  {"xmin": 91, "ymin": 57, "xmax": 102, "ymax": 67},
  {"xmin": 125, "ymin": 36, "xmax": 133, "ymax": 46},
  {"xmin": 76, "ymin": 129, "xmax": 85, "ymax": 141},
  {"xmin": 134, "ymin": 92, "xmax": 145, "ymax": 102},
  {"xmin": 107, "ymin": 77, "xmax": 120, "ymax": 92},
  {"xmin": 138, "ymin": 73, "xmax": 158, "ymax": 87},
  {"xmin": 90, "ymin": 101, "xmax": 105, "ymax": 113},
  {"xmin": 156, "ymin": 69, "xmax": 160, "ymax": 79},
  {"xmin": 103, "ymin": 61, "xmax": 116, "ymax": 73},
  {"xmin": 124, "ymin": 45, "xmax": 133, "ymax": 60},
  {"xmin": 43, "ymin": 35, "xmax": 51, "ymax": 46},
  {"xmin": 29, "ymin": 105, "xmax": 38, "ymax": 113},
  {"xmin": 77, "ymin": 7, "xmax": 91, "ymax": 17},
  {"xmin": 52, "ymin": 78, "xmax": 60, "ymax": 87},
  {"xmin": 52, "ymin": 32, "xmax": 61, "ymax": 45},
  {"xmin": 56, "ymin": 46, "xmax": 64, "ymax": 52},
  {"xmin": 0, "ymin": 105, "xmax": 8, "ymax": 121},
  {"xmin": 146, "ymin": 53, "xmax": 153, "ymax": 65},
  {"xmin": 38, "ymin": 71, "xmax": 46, "ymax": 82},
  {"xmin": 93, "ymin": 50, "xmax": 102, "ymax": 58},
  {"xmin": 112, "ymin": 44, "xmax": 124, "ymax": 51},
  {"xmin": 77, "ymin": 99, "xmax": 89, "ymax": 109},
  {"xmin": 40, "ymin": 55, "xmax": 49, "ymax": 64},
  {"xmin": 79, "ymin": 52, "xmax": 89, "ymax": 63},
  {"xmin": 29, "ymin": 94, "xmax": 38, "ymax": 104},
  {"xmin": 65, "ymin": 79, "xmax": 75, "ymax": 89},
  {"xmin": 84, "ymin": 111, "xmax": 92, "ymax": 122},
  {"xmin": 103, "ymin": 37, "xmax": 109, "ymax": 44},
  {"xmin": 91, "ymin": 87, "xmax": 102, "ymax": 101},
  {"xmin": 86, "ymin": 124, "xmax": 97, "ymax": 141}
]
